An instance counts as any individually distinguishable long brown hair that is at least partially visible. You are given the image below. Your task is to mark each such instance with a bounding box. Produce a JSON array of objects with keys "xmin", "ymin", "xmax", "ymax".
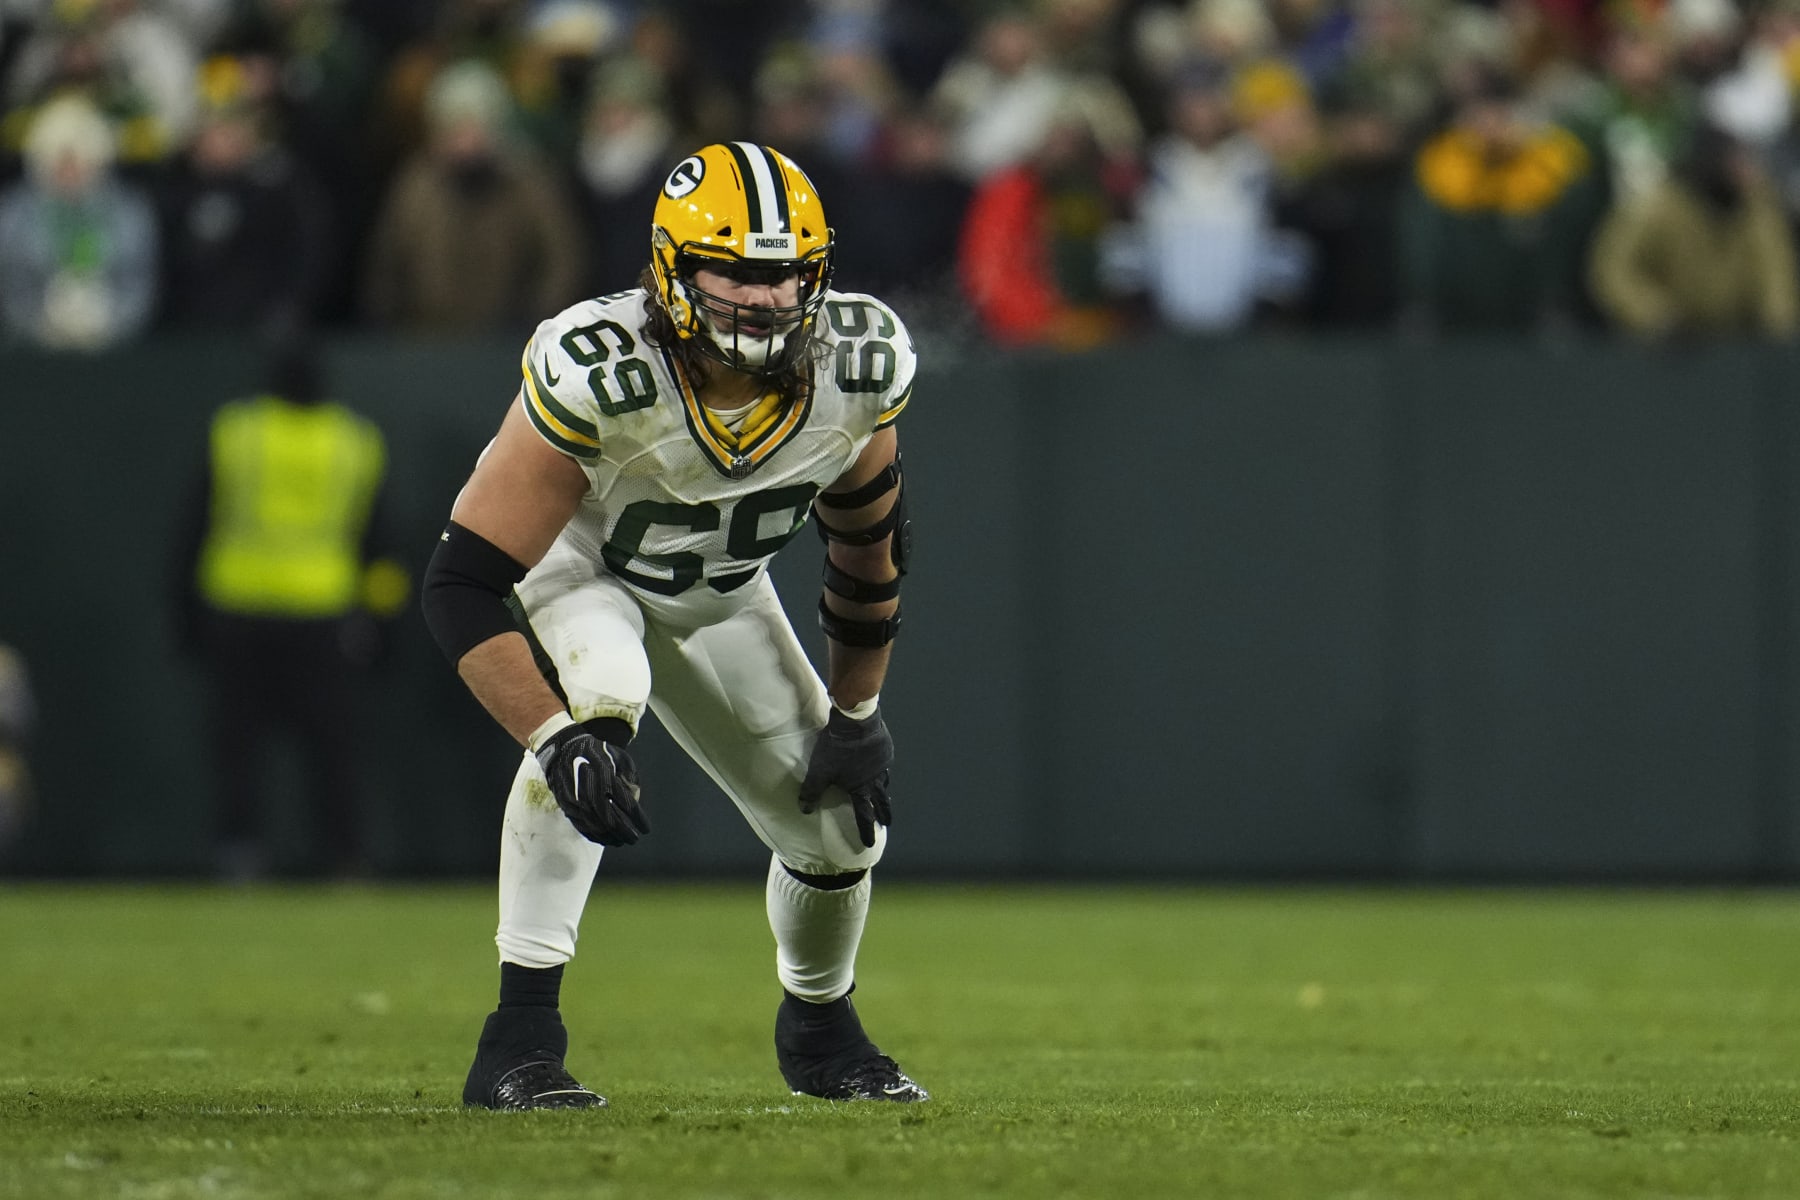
[{"xmin": 635, "ymin": 266, "xmax": 830, "ymax": 406}]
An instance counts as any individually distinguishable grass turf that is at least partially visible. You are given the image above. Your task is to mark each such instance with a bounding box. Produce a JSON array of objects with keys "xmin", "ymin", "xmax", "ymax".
[{"xmin": 1, "ymin": 885, "xmax": 1797, "ymax": 1199}]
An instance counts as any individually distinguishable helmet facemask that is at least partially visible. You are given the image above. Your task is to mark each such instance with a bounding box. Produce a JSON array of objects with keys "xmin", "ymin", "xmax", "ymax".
[{"xmin": 654, "ymin": 232, "xmax": 834, "ymax": 378}]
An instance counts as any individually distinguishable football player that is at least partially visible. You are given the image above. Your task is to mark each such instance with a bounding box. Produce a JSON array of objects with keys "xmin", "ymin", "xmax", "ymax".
[{"xmin": 422, "ymin": 142, "xmax": 926, "ymax": 1109}]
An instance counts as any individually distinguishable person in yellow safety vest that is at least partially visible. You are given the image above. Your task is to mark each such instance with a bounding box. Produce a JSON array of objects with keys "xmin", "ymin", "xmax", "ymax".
[{"xmin": 174, "ymin": 337, "xmax": 408, "ymax": 880}]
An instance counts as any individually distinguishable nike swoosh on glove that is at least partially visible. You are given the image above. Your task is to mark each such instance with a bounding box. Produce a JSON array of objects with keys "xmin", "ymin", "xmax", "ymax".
[
  {"xmin": 534, "ymin": 725, "xmax": 650, "ymax": 846},
  {"xmin": 798, "ymin": 706, "xmax": 893, "ymax": 848}
]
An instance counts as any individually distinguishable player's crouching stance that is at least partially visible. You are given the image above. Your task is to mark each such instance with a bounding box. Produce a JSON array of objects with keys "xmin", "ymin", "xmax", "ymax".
[{"xmin": 421, "ymin": 142, "xmax": 926, "ymax": 1110}]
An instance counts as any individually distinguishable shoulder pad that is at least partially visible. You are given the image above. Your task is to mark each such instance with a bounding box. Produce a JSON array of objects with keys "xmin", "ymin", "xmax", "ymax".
[
  {"xmin": 519, "ymin": 295, "xmax": 658, "ymax": 460},
  {"xmin": 819, "ymin": 292, "xmax": 915, "ymax": 429}
]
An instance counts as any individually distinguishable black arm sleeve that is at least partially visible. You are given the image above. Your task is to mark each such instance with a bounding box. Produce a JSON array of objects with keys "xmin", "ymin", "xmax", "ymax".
[{"xmin": 420, "ymin": 521, "xmax": 530, "ymax": 665}]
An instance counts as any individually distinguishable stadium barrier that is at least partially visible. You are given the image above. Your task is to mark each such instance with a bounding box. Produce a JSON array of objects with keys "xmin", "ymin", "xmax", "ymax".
[{"xmin": 2, "ymin": 333, "xmax": 1794, "ymax": 879}]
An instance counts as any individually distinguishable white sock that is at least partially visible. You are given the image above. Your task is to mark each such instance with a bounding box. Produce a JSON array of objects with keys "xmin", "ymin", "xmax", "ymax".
[
  {"xmin": 495, "ymin": 753, "xmax": 604, "ymax": 968},
  {"xmin": 765, "ymin": 854, "xmax": 870, "ymax": 1004}
]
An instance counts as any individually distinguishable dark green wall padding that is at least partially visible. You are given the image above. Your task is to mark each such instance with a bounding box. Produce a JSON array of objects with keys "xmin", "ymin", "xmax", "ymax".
[{"xmin": 3, "ymin": 335, "xmax": 1795, "ymax": 879}]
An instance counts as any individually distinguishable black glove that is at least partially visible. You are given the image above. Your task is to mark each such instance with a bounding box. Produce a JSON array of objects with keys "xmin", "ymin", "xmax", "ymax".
[
  {"xmin": 799, "ymin": 705, "xmax": 893, "ymax": 848},
  {"xmin": 534, "ymin": 724, "xmax": 650, "ymax": 846}
]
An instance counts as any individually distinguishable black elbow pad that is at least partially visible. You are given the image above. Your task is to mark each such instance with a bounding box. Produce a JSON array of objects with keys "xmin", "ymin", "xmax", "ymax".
[
  {"xmin": 816, "ymin": 458, "xmax": 909, "ymax": 575},
  {"xmin": 421, "ymin": 521, "xmax": 530, "ymax": 664}
]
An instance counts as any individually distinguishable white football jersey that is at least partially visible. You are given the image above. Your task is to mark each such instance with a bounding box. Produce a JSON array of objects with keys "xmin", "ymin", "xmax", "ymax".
[{"xmin": 518, "ymin": 288, "xmax": 913, "ymax": 599}]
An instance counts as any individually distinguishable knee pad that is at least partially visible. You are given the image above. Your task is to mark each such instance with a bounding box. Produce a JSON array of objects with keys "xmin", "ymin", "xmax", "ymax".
[
  {"xmin": 515, "ymin": 578, "xmax": 652, "ymax": 730},
  {"xmin": 809, "ymin": 799, "xmax": 886, "ymax": 875}
]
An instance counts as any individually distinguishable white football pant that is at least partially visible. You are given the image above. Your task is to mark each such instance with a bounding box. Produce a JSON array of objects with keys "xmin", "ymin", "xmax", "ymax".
[{"xmin": 493, "ymin": 538, "xmax": 885, "ymax": 1004}]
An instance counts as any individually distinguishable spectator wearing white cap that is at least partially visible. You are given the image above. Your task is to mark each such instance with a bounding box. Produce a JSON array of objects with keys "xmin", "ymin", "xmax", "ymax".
[
  {"xmin": 932, "ymin": 10, "xmax": 1073, "ymax": 182},
  {"xmin": 573, "ymin": 55, "xmax": 677, "ymax": 294},
  {"xmin": 0, "ymin": 94, "xmax": 158, "ymax": 349},
  {"xmin": 1133, "ymin": 59, "xmax": 1274, "ymax": 333},
  {"xmin": 4, "ymin": 0, "xmax": 200, "ymax": 162},
  {"xmin": 362, "ymin": 59, "xmax": 585, "ymax": 333}
]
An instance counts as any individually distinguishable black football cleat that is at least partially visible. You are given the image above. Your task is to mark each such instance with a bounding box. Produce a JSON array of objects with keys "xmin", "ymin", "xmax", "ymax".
[
  {"xmin": 775, "ymin": 989, "xmax": 929, "ymax": 1103},
  {"xmin": 483, "ymin": 1059, "xmax": 606, "ymax": 1110},
  {"xmin": 463, "ymin": 1008, "xmax": 606, "ymax": 1111}
]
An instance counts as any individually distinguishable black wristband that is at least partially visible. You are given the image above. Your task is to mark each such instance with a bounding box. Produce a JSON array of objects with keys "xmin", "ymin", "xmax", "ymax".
[{"xmin": 583, "ymin": 716, "xmax": 633, "ymax": 747}]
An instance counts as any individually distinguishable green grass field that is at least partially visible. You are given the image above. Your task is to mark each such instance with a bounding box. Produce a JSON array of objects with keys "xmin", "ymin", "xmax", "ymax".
[{"xmin": 3, "ymin": 885, "xmax": 1797, "ymax": 1199}]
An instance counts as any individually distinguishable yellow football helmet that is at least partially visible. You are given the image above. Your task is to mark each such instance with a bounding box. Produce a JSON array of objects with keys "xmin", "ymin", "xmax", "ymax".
[{"xmin": 650, "ymin": 142, "xmax": 835, "ymax": 375}]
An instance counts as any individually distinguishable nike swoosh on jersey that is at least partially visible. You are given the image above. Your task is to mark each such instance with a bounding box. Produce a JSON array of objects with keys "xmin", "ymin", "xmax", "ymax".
[
  {"xmin": 544, "ymin": 357, "xmax": 561, "ymax": 387},
  {"xmin": 522, "ymin": 345, "xmax": 600, "ymax": 457}
]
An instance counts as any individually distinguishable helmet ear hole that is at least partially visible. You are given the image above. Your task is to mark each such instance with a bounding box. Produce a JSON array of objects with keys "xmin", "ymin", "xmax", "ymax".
[{"xmin": 716, "ymin": 225, "xmax": 732, "ymax": 237}]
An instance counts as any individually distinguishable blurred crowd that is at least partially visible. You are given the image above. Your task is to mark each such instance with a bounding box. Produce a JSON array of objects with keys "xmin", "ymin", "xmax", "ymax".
[{"xmin": 2, "ymin": 0, "xmax": 1800, "ymax": 353}]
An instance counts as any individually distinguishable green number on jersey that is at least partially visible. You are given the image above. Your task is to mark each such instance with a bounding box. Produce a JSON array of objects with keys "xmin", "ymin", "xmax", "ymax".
[
  {"xmin": 726, "ymin": 484, "xmax": 821, "ymax": 560},
  {"xmin": 825, "ymin": 300, "xmax": 898, "ymax": 393},
  {"xmin": 561, "ymin": 319, "xmax": 636, "ymax": 365},
  {"xmin": 825, "ymin": 300, "xmax": 896, "ymax": 338},
  {"xmin": 593, "ymin": 357, "xmax": 658, "ymax": 416},
  {"xmin": 835, "ymin": 340, "xmax": 896, "ymax": 393},
  {"xmin": 600, "ymin": 500, "xmax": 720, "ymax": 595},
  {"xmin": 600, "ymin": 485, "xmax": 824, "ymax": 595}
]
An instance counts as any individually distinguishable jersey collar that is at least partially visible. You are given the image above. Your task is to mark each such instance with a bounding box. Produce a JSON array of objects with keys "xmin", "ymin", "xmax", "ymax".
[{"xmin": 661, "ymin": 347, "xmax": 812, "ymax": 480}]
